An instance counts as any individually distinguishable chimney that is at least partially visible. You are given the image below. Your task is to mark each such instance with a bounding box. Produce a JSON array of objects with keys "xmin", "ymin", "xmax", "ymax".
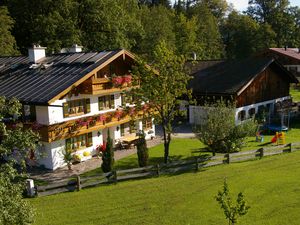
[
  {"xmin": 192, "ymin": 52, "xmax": 197, "ymax": 60},
  {"xmin": 28, "ymin": 45, "xmax": 46, "ymax": 63},
  {"xmin": 284, "ymin": 46, "xmax": 287, "ymax": 51},
  {"xmin": 298, "ymin": 48, "xmax": 300, "ymax": 53},
  {"xmin": 69, "ymin": 44, "xmax": 83, "ymax": 53}
]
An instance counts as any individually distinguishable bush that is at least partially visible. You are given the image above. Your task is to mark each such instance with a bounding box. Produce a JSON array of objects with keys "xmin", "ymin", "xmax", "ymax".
[
  {"xmin": 136, "ymin": 131, "xmax": 149, "ymax": 167},
  {"xmin": 194, "ymin": 99, "xmax": 257, "ymax": 155},
  {"xmin": 101, "ymin": 130, "xmax": 114, "ymax": 172}
]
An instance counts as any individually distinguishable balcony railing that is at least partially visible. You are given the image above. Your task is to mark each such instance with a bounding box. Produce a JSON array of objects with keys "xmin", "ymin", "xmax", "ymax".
[{"xmin": 38, "ymin": 106, "xmax": 150, "ymax": 142}]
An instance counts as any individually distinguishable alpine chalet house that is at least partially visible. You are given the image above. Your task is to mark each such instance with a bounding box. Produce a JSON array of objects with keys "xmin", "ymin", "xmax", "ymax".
[
  {"xmin": 187, "ymin": 57, "xmax": 298, "ymax": 125},
  {"xmin": 260, "ymin": 48, "xmax": 300, "ymax": 80},
  {"xmin": 0, "ymin": 45, "xmax": 155, "ymax": 170}
]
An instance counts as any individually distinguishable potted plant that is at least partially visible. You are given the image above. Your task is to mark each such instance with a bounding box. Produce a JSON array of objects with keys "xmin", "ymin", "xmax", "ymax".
[
  {"xmin": 112, "ymin": 76, "xmax": 123, "ymax": 87},
  {"xmin": 98, "ymin": 114, "xmax": 107, "ymax": 125},
  {"xmin": 114, "ymin": 109, "xmax": 123, "ymax": 121},
  {"xmin": 63, "ymin": 148, "xmax": 73, "ymax": 170},
  {"xmin": 122, "ymin": 75, "xmax": 132, "ymax": 87}
]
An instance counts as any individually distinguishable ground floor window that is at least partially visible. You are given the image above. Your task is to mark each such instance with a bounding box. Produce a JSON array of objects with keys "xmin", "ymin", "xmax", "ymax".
[
  {"xmin": 237, "ymin": 110, "xmax": 246, "ymax": 121},
  {"xmin": 66, "ymin": 133, "xmax": 92, "ymax": 152},
  {"xmin": 143, "ymin": 118, "xmax": 153, "ymax": 130},
  {"xmin": 120, "ymin": 121, "xmax": 137, "ymax": 137}
]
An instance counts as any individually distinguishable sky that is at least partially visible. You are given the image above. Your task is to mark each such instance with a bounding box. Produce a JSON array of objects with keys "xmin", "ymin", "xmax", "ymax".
[
  {"xmin": 227, "ymin": 0, "xmax": 300, "ymax": 12},
  {"xmin": 171, "ymin": 0, "xmax": 300, "ymax": 12}
]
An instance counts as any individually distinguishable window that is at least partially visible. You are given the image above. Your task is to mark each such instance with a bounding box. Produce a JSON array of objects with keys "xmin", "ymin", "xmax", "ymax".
[
  {"xmin": 120, "ymin": 122, "xmax": 136, "ymax": 137},
  {"xmin": 237, "ymin": 110, "xmax": 246, "ymax": 121},
  {"xmin": 98, "ymin": 95, "xmax": 115, "ymax": 110},
  {"xmin": 143, "ymin": 118, "xmax": 153, "ymax": 130},
  {"xmin": 66, "ymin": 133, "xmax": 93, "ymax": 152},
  {"xmin": 63, "ymin": 99, "xmax": 90, "ymax": 118},
  {"xmin": 248, "ymin": 108, "xmax": 256, "ymax": 118}
]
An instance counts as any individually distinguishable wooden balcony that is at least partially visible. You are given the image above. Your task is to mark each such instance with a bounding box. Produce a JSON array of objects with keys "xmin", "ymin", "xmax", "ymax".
[
  {"xmin": 78, "ymin": 76, "xmax": 134, "ymax": 95},
  {"xmin": 38, "ymin": 108, "xmax": 147, "ymax": 143}
]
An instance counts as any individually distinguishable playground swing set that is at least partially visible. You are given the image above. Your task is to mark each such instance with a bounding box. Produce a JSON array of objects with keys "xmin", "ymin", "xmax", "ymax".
[{"xmin": 255, "ymin": 101, "xmax": 293, "ymax": 145}]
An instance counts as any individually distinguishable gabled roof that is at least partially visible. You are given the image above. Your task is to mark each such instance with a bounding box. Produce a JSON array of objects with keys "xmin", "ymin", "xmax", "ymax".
[
  {"xmin": 269, "ymin": 48, "xmax": 300, "ymax": 62},
  {"xmin": 0, "ymin": 49, "xmax": 135, "ymax": 104},
  {"xmin": 188, "ymin": 57, "xmax": 298, "ymax": 96}
]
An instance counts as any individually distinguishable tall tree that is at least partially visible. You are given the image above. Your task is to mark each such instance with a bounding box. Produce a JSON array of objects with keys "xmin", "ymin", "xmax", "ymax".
[
  {"xmin": 137, "ymin": 5, "xmax": 176, "ymax": 59},
  {"xmin": 131, "ymin": 41, "xmax": 192, "ymax": 163},
  {"xmin": 174, "ymin": 13, "xmax": 199, "ymax": 58},
  {"xmin": 192, "ymin": 3, "xmax": 224, "ymax": 59},
  {"xmin": 78, "ymin": 0, "xmax": 143, "ymax": 51},
  {"xmin": 223, "ymin": 11, "xmax": 276, "ymax": 58},
  {"xmin": 0, "ymin": 6, "xmax": 19, "ymax": 56},
  {"xmin": 247, "ymin": 0, "xmax": 296, "ymax": 46},
  {"xmin": 5, "ymin": 0, "xmax": 80, "ymax": 54},
  {"xmin": 0, "ymin": 97, "xmax": 39, "ymax": 224}
]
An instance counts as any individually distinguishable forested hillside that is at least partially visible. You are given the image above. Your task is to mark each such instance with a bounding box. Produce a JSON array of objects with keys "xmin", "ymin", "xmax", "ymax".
[{"xmin": 0, "ymin": 0, "xmax": 299, "ymax": 59}]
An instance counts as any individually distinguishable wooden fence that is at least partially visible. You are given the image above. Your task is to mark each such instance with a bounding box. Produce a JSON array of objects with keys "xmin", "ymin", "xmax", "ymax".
[{"xmin": 33, "ymin": 142, "xmax": 300, "ymax": 197}]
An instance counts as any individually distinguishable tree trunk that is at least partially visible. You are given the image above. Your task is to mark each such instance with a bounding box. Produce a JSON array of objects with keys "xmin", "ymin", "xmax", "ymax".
[{"xmin": 162, "ymin": 125, "xmax": 171, "ymax": 163}]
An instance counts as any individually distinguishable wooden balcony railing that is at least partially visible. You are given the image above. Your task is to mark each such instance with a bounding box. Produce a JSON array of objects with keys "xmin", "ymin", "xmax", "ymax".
[{"xmin": 37, "ymin": 107, "xmax": 150, "ymax": 143}]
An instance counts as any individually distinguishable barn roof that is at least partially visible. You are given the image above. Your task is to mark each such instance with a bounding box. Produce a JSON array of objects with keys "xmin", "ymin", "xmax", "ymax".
[
  {"xmin": 0, "ymin": 49, "xmax": 133, "ymax": 104},
  {"xmin": 188, "ymin": 57, "xmax": 298, "ymax": 96}
]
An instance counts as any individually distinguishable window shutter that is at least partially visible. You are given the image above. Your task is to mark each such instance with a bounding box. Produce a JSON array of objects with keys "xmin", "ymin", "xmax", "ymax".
[
  {"xmin": 110, "ymin": 95, "xmax": 115, "ymax": 109},
  {"xmin": 85, "ymin": 98, "xmax": 91, "ymax": 113},
  {"xmin": 63, "ymin": 102, "xmax": 69, "ymax": 118}
]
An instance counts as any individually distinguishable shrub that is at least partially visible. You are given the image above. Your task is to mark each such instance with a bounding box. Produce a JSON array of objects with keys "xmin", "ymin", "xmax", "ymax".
[
  {"xmin": 101, "ymin": 130, "xmax": 114, "ymax": 172},
  {"xmin": 194, "ymin": 99, "xmax": 257, "ymax": 155},
  {"xmin": 136, "ymin": 131, "xmax": 149, "ymax": 167},
  {"xmin": 216, "ymin": 180, "xmax": 250, "ymax": 225}
]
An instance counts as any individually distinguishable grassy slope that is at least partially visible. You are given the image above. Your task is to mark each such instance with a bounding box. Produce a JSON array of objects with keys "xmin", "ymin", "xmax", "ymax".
[{"xmin": 31, "ymin": 150, "xmax": 300, "ymax": 225}]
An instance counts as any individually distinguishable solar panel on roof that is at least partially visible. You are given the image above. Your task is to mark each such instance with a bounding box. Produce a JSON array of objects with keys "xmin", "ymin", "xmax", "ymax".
[
  {"xmin": 60, "ymin": 53, "xmax": 85, "ymax": 64},
  {"xmin": 86, "ymin": 52, "xmax": 110, "ymax": 63},
  {"xmin": 73, "ymin": 52, "xmax": 98, "ymax": 63}
]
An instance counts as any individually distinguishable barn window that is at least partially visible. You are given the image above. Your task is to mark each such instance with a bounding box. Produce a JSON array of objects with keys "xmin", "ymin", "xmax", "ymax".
[
  {"xmin": 248, "ymin": 108, "xmax": 256, "ymax": 118},
  {"xmin": 238, "ymin": 110, "xmax": 246, "ymax": 121}
]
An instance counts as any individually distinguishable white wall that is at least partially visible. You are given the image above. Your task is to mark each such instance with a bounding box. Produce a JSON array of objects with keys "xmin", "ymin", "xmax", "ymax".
[
  {"xmin": 189, "ymin": 96, "xmax": 291, "ymax": 125},
  {"xmin": 36, "ymin": 92, "xmax": 124, "ymax": 125}
]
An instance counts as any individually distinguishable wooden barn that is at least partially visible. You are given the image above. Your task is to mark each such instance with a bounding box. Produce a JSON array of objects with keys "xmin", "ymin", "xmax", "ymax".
[{"xmin": 187, "ymin": 57, "xmax": 298, "ymax": 124}]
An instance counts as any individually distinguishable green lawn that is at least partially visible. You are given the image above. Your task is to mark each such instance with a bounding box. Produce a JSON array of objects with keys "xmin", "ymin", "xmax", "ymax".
[
  {"xmin": 290, "ymin": 86, "xmax": 300, "ymax": 102},
  {"xmin": 30, "ymin": 150, "xmax": 300, "ymax": 225},
  {"xmin": 82, "ymin": 120, "xmax": 300, "ymax": 177}
]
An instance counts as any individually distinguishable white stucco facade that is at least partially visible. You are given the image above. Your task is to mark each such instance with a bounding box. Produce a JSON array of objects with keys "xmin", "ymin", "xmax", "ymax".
[
  {"xmin": 189, "ymin": 96, "xmax": 291, "ymax": 126},
  {"xmin": 35, "ymin": 92, "xmax": 155, "ymax": 170}
]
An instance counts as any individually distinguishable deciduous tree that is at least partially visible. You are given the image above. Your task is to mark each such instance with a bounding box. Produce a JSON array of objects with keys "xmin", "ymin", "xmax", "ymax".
[{"xmin": 131, "ymin": 41, "xmax": 192, "ymax": 163}]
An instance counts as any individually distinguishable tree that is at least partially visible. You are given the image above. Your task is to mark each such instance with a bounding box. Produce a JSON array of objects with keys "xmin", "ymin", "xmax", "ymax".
[
  {"xmin": 136, "ymin": 131, "xmax": 149, "ymax": 167},
  {"xmin": 194, "ymin": 99, "xmax": 257, "ymax": 155},
  {"xmin": 131, "ymin": 41, "xmax": 192, "ymax": 163},
  {"xmin": 101, "ymin": 130, "xmax": 114, "ymax": 172},
  {"xmin": 137, "ymin": 5, "xmax": 176, "ymax": 59},
  {"xmin": 216, "ymin": 180, "xmax": 250, "ymax": 225},
  {"xmin": 222, "ymin": 11, "xmax": 276, "ymax": 59},
  {"xmin": 192, "ymin": 3, "xmax": 224, "ymax": 59},
  {"xmin": 78, "ymin": 0, "xmax": 143, "ymax": 52},
  {"xmin": 246, "ymin": 0, "xmax": 297, "ymax": 47},
  {"xmin": 174, "ymin": 13, "xmax": 199, "ymax": 58},
  {"xmin": 4, "ymin": 0, "xmax": 80, "ymax": 54},
  {"xmin": 0, "ymin": 6, "xmax": 19, "ymax": 56},
  {"xmin": 0, "ymin": 96, "xmax": 39, "ymax": 224}
]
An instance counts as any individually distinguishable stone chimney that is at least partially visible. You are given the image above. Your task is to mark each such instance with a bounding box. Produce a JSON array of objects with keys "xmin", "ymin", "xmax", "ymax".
[
  {"xmin": 28, "ymin": 45, "xmax": 46, "ymax": 63},
  {"xmin": 69, "ymin": 44, "xmax": 83, "ymax": 53}
]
